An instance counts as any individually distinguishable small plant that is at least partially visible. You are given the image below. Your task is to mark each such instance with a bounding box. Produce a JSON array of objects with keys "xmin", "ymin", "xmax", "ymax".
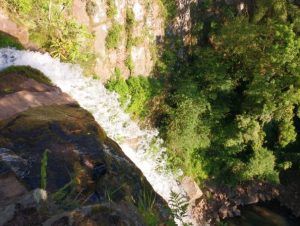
[
  {"xmin": 126, "ymin": 7, "xmax": 135, "ymax": 32},
  {"xmin": 106, "ymin": 23, "xmax": 122, "ymax": 49},
  {"xmin": 137, "ymin": 190, "xmax": 160, "ymax": 226},
  {"xmin": 169, "ymin": 191, "xmax": 189, "ymax": 224},
  {"xmin": 106, "ymin": 0, "xmax": 117, "ymax": 19},
  {"xmin": 104, "ymin": 184, "xmax": 125, "ymax": 202},
  {"xmin": 40, "ymin": 149, "xmax": 49, "ymax": 190}
]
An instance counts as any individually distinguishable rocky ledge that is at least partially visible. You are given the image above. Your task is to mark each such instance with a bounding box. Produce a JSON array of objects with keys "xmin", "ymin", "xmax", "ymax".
[{"xmin": 0, "ymin": 66, "xmax": 174, "ymax": 226}]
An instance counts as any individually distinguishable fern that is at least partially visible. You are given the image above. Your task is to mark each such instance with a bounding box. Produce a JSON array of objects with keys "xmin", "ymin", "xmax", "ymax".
[{"xmin": 169, "ymin": 190, "xmax": 189, "ymax": 223}]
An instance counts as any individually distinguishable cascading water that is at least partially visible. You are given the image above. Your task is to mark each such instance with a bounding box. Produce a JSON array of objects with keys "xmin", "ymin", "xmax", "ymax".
[{"xmin": 0, "ymin": 48, "xmax": 195, "ymax": 225}]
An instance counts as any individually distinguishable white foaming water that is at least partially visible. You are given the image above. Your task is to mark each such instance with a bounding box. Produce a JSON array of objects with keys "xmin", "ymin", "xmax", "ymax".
[{"xmin": 0, "ymin": 48, "xmax": 194, "ymax": 225}]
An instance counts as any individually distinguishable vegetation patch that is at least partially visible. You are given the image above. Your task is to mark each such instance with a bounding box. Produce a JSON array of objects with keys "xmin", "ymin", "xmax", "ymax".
[
  {"xmin": 106, "ymin": 23, "xmax": 122, "ymax": 49},
  {"xmin": 1, "ymin": 0, "xmax": 95, "ymax": 75},
  {"xmin": 106, "ymin": 69, "xmax": 162, "ymax": 119}
]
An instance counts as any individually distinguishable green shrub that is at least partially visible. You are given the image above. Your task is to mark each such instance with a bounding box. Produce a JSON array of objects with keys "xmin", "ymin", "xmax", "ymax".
[
  {"xmin": 0, "ymin": 32, "xmax": 24, "ymax": 49},
  {"xmin": 126, "ymin": 8, "xmax": 135, "ymax": 31},
  {"xmin": 106, "ymin": 23, "xmax": 122, "ymax": 49}
]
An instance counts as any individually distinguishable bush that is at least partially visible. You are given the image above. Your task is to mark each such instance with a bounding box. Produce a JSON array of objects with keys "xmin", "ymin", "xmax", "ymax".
[
  {"xmin": 106, "ymin": 72, "xmax": 162, "ymax": 118},
  {"xmin": 106, "ymin": 68, "xmax": 130, "ymax": 107},
  {"xmin": 106, "ymin": 23, "xmax": 122, "ymax": 49},
  {"xmin": 3, "ymin": 0, "xmax": 95, "ymax": 75}
]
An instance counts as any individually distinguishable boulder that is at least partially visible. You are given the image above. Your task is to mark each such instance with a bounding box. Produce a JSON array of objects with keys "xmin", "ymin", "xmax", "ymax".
[{"xmin": 181, "ymin": 176, "xmax": 203, "ymax": 205}]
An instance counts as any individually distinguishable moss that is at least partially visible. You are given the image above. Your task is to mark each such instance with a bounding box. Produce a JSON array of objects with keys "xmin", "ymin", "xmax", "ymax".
[
  {"xmin": 0, "ymin": 31, "xmax": 24, "ymax": 49},
  {"xmin": 0, "ymin": 66, "xmax": 52, "ymax": 86}
]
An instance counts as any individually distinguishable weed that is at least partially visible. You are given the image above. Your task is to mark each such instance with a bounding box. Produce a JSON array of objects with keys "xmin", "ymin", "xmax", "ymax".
[{"xmin": 40, "ymin": 149, "xmax": 49, "ymax": 190}]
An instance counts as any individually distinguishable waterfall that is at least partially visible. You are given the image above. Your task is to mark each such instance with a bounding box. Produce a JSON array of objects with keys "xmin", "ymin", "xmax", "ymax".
[{"xmin": 0, "ymin": 48, "xmax": 195, "ymax": 225}]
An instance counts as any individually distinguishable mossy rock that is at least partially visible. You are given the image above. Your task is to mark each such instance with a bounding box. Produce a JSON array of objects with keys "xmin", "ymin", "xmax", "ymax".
[
  {"xmin": 0, "ymin": 104, "xmax": 170, "ymax": 222},
  {"xmin": 0, "ymin": 31, "xmax": 24, "ymax": 50},
  {"xmin": 0, "ymin": 66, "xmax": 52, "ymax": 94}
]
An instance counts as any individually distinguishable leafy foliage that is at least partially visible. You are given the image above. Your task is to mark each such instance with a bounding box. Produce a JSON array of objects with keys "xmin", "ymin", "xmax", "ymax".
[
  {"xmin": 106, "ymin": 23, "xmax": 122, "ymax": 49},
  {"xmin": 106, "ymin": 70, "xmax": 162, "ymax": 119},
  {"xmin": 137, "ymin": 190, "xmax": 160, "ymax": 226}
]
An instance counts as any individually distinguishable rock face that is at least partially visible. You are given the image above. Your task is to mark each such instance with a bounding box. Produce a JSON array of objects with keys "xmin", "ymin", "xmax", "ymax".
[
  {"xmin": 72, "ymin": 0, "xmax": 164, "ymax": 81},
  {"xmin": 0, "ymin": 66, "xmax": 172, "ymax": 225},
  {"xmin": 192, "ymin": 181, "xmax": 280, "ymax": 224}
]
